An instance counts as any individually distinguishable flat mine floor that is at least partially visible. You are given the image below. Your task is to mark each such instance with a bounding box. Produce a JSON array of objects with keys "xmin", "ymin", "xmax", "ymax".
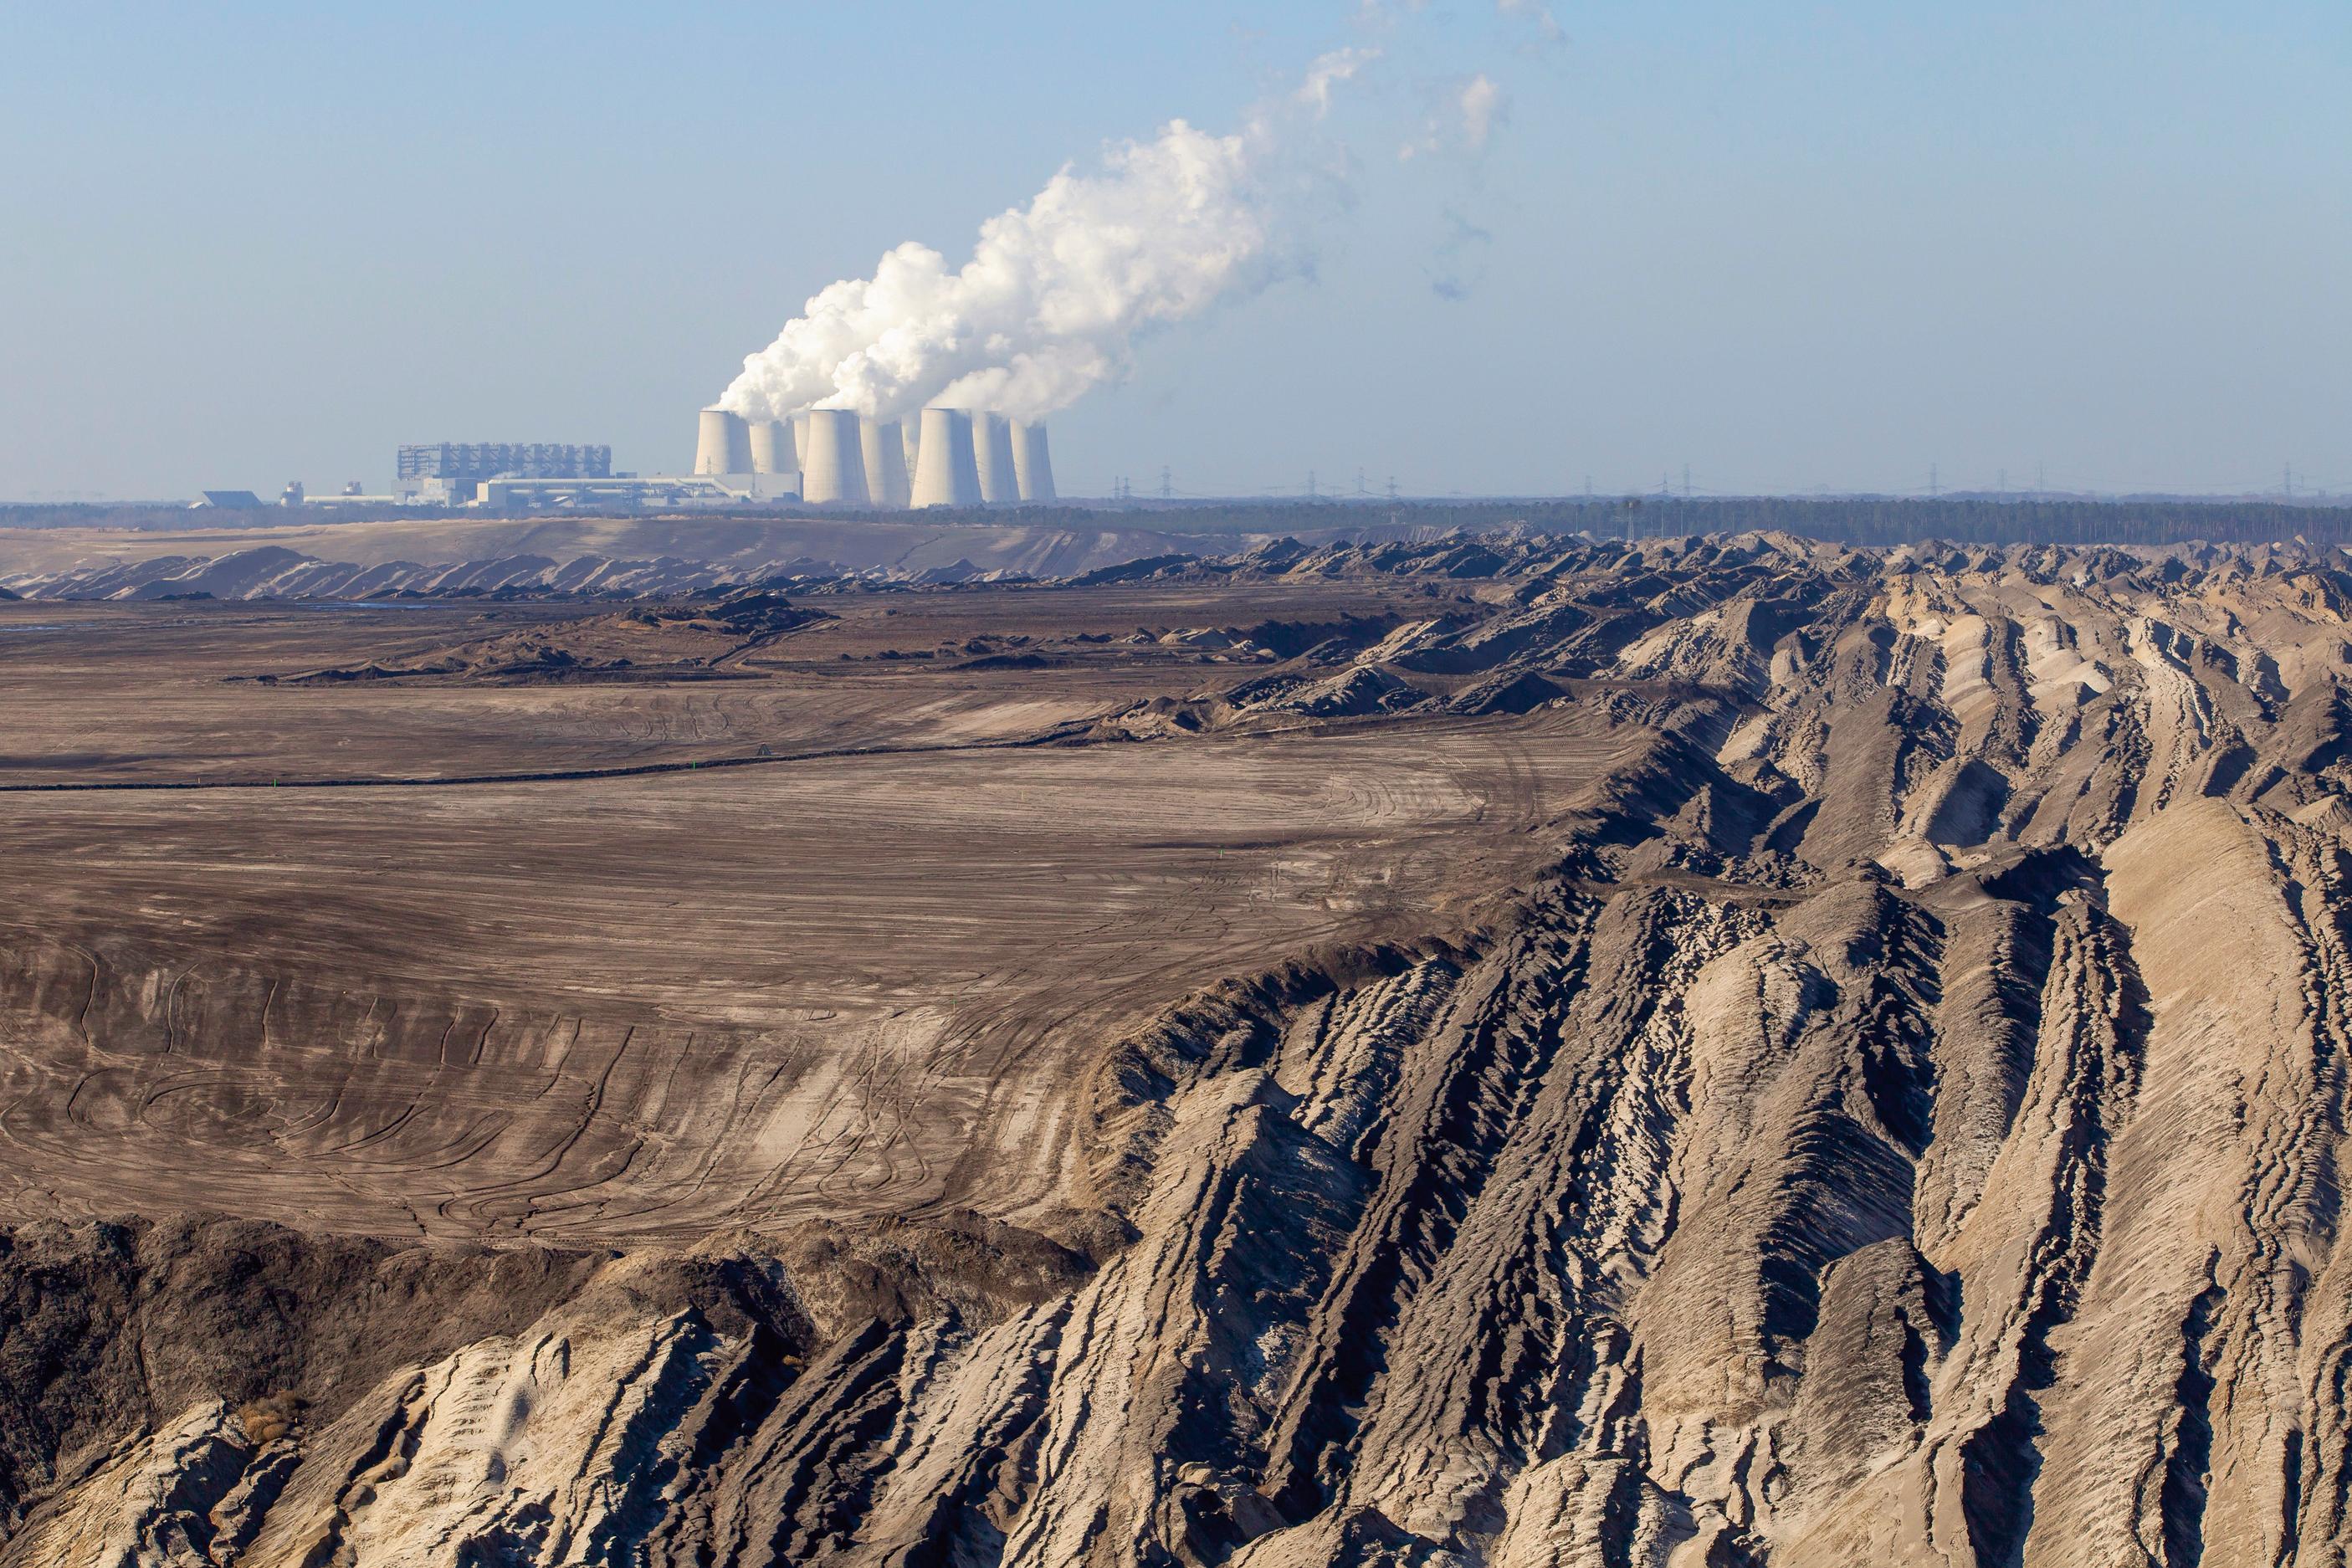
[
  {"xmin": 0, "ymin": 587, "xmax": 1634, "ymax": 1243},
  {"xmin": 0, "ymin": 583, "xmax": 1432, "ymax": 781}
]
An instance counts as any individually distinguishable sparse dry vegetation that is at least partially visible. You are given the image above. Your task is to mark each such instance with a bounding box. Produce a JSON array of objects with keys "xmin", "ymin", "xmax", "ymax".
[{"xmin": 233, "ymin": 1391, "xmax": 303, "ymax": 1447}]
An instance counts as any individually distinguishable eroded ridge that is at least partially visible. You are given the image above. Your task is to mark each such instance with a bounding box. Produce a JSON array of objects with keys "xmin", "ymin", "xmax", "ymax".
[{"xmin": 3, "ymin": 532, "xmax": 2350, "ymax": 1565}]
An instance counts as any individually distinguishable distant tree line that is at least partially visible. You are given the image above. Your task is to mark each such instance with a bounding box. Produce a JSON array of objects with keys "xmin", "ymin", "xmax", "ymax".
[
  {"xmin": 1521, "ymin": 495, "xmax": 2352, "ymax": 550},
  {"xmin": 1082, "ymin": 495, "xmax": 2352, "ymax": 549},
  {"xmin": 9, "ymin": 495, "xmax": 2352, "ymax": 550},
  {"xmin": 0, "ymin": 504, "xmax": 218, "ymax": 531}
]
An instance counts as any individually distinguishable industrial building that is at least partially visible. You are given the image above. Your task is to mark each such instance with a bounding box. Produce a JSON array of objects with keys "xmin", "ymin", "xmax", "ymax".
[
  {"xmin": 474, "ymin": 474, "xmax": 768, "ymax": 511},
  {"xmin": 393, "ymin": 443, "xmax": 616, "ymax": 505},
  {"xmin": 694, "ymin": 405, "xmax": 1055, "ymax": 509},
  {"xmin": 397, "ymin": 443, "xmax": 611, "ymax": 482}
]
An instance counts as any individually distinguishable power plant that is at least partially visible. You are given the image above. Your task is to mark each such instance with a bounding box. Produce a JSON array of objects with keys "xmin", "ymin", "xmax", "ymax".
[
  {"xmin": 276, "ymin": 408, "xmax": 1065, "ymax": 515},
  {"xmin": 693, "ymin": 403, "xmax": 1055, "ymax": 510}
]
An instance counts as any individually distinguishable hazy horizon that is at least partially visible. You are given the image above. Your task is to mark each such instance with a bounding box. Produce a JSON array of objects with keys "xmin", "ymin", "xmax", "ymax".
[{"xmin": 3, "ymin": 2, "xmax": 2345, "ymax": 502}]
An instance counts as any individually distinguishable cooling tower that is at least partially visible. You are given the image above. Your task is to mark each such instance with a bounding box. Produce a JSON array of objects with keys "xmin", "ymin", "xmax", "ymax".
[
  {"xmin": 747, "ymin": 418, "xmax": 797, "ymax": 476},
  {"xmin": 861, "ymin": 419, "xmax": 911, "ymax": 509},
  {"xmin": 975, "ymin": 413, "xmax": 1021, "ymax": 505},
  {"xmin": 801, "ymin": 409, "xmax": 871, "ymax": 505},
  {"xmin": 1012, "ymin": 421, "xmax": 1056, "ymax": 503},
  {"xmin": 694, "ymin": 408, "xmax": 729, "ymax": 474},
  {"xmin": 910, "ymin": 407, "xmax": 984, "ymax": 509},
  {"xmin": 791, "ymin": 412, "xmax": 810, "ymax": 469},
  {"xmin": 900, "ymin": 418, "xmax": 921, "ymax": 476},
  {"xmin": 695, "ymin": 407, "xmax": 754, "ymax": 475}
]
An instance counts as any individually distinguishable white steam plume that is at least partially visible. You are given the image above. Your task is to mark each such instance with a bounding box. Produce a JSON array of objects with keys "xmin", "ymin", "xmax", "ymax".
[{"xmin": 719, "ymin": 53, "xmax": 1371, "ymax": 426}]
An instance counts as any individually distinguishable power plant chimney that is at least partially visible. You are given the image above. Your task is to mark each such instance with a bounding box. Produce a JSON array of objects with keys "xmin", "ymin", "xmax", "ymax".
[
  {"xmin": 1012, "ymin": 420, "xmax": 1056, "ymax": 503},
  {"xmin": 910, "ymin": 407, "xmax": 984, "ymax": 508},
  {"xmin": 800, "ymin": 409, "xmax": 870, "ymax": 505},
  {"xmin": 861, "ymin": 418, "xmax": 911, "ymax": 508},
  {"xmin": 974, "ymin": 412, "xmax": 1021, "ymax": 505},
  {"xmin": 695, "ymin": 407, "xmax": 754, "ymax": 475},
  {"xmin": 747, "ymin": 418, "xmax": 797, "ymax": 476}
]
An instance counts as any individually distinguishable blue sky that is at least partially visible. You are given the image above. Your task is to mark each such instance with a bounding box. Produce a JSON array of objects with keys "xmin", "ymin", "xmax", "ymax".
[{"xmin": 2, "ymin": 2, "xmax": 2345, "ymax": 500}]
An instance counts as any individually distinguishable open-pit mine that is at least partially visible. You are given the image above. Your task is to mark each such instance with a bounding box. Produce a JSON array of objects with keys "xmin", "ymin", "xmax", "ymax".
[{"xmin": 1, "ymin": 528, "xmax": 2348, "ymax": 1566}]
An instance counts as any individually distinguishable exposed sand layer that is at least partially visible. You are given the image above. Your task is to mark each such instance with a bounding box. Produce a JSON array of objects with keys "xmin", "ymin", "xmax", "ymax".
[{"xmin": 3, "ymin": 530, "xmax": 2351, "ymax": 1565}]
